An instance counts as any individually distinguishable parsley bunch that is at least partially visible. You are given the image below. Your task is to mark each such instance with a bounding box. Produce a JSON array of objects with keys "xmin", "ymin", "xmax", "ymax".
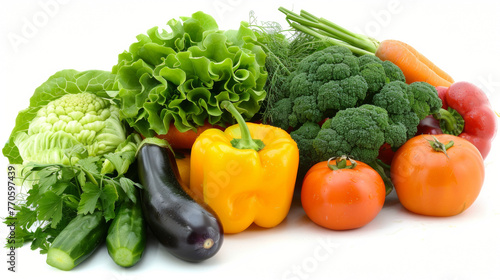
[{"xmin": 5, "ymin": 153, "xmax": 141, "ymax": 254}]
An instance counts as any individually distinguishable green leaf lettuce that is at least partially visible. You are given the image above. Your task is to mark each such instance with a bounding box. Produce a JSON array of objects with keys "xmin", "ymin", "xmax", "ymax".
[{"xmin": 111, "ymin": 11, "xmax": 268, "ymax": 136}]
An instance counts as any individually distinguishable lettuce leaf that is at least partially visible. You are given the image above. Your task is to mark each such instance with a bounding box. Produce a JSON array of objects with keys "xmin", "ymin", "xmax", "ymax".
[{"xmin": 111, "ymin": 11, "xmax": 268, "ymax": 137}]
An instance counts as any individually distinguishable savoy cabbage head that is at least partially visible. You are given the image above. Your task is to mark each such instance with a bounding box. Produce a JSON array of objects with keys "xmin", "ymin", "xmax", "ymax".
[{"xmin": 3, "ymin": 69, "xmax": 140, "ymax": 175}]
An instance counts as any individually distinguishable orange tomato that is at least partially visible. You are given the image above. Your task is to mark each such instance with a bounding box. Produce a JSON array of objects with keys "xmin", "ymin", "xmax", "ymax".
[
  {"xmin": 391, "ymin": 134, "xmax": 485, "ymax": 216},
  {"xmin": 301, "ymin": 158, "xmax": 386, "ymax": 230}
]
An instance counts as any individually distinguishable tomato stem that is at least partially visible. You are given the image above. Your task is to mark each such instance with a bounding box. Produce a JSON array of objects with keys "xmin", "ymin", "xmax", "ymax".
[
  {"xmin": 327, "ymin": 156, "xmax": 357, "ymax": 170},
  {"xmin": 426, "ymin": 136, "xmax": 454, "ymax": 158}
]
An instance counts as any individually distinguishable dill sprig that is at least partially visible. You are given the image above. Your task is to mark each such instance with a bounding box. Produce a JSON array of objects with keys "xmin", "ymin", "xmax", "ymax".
[{"xmin": 247, "ymin": 11, "xmax": 330, "ymax": 124}]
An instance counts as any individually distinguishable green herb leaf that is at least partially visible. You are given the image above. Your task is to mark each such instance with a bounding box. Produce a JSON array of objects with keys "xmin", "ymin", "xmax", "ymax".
[
  {"xmin": 30, "ymin": 227, "xmax": 50, "ymax": 253},
  {"xmin": 11, "ymin": 206, "xmax": 37, "ymax": 232},
  {"xmin": 37, "ymin": 167, "xmax": 59, "ymax": 194},
  {"xmin": 77, "ymin": 182, "xmax": 101, "ymax": 215},
  {"xmin": 12, "ymin": 225, "xmax": 34, "ymax": 248},
  {"xmin": 37, "ymin": 191, "xmax": 64, "ymax": 228},
  {"xmin": 102, "ymin": 153, "xmax": 124, "ymax": 174},
  {"xmin": 63, "ymin": 195, "xmax": 80, "ymax": 210},
  {"xmin": 119, "ymin": 177, "xmax": 138, "ymax": 203},
  {"xmin": 101, "ymin": 183, "xmax": 119, "ymax": 221},
  {"xmin": 25, "ymin": 186, "xmax": 42, "ymax": 207},
  {"xmin": 76, "ymin": 156, "xmax": 100, "ymax": 174},
  {"xmin": 76, "ymin": 170, "xmax": 87, "ymax": 189}
]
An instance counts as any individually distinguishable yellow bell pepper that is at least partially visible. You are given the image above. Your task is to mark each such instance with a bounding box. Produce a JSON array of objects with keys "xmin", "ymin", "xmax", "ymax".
[{"xmin": 189, "ymin": 101, "xmax": 299, "ymax": 234}]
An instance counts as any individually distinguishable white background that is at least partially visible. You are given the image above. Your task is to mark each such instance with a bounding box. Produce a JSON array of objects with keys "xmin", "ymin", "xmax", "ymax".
[{"xmin": 1, "ymin": 1, "xmax": 500, "ymax": 279}]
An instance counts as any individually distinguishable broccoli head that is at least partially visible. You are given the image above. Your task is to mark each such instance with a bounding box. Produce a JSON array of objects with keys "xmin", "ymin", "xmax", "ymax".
[
  {"xmin": 358, "ymin": 55, "xmax": 388, "ymax": 95},
  {"xmin": 276, "ymin": 47, "xmax": 409, "ymax": 130},
  {"xmin": 295, "ymin": 45, "xmax": 359, "ymax": 78},
  {"xmin": 407, "ymin": 82, "xmax": 443, "ymax": 120},
  {"xmin": 284, "ymin": 46, "xmax": 367, "ymax": 127},
  {"xmin": 312, "ymin": 104, "xmax": 406, "ymax": 163},
  {"xmin": 372, "ymin": 81, "xmax": 411, "ymax": 115},
  {"xmin": 372, "ymin": 80, "xmax": 442, "ymax": 142},
  {"xmin": 358, "ymin": 55, "xmax": 406, "ymax": 97}
]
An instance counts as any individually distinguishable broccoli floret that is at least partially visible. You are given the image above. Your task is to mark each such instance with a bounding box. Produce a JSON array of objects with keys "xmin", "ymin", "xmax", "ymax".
[
  {"xmin": 372, "ymin": 81, "xmax": 411, "ymax": 115},
  {"xmin": 267, "ymin": 98, "xmax": 292, "ymax": 130},
  {"xmin": 359, "ymin": 55, "xmax": 388, "ymax": 95},
  {"xmin": 358, "ymin": 54, "xmax": 382, "ymax": 66},
  {"xmin": 313, "ymin": 104, "xmax": 406, "ymax": 163},
  {"xmin": 372, "ymin": 80, "xmax": 442, "ymax": 142},
  {"xmin": 384, "ymin": 121, "xmax": 408, "ymax": 148},
  {"xmin": 382, "ymin": 60, "xmax": 406, "ymax": 83},
  {"xmin": 289, "ymin": 95, "xmax": 323, "ymax": 127},
  {"xmin": 317, "ymin": 76, "xmax": 368, "ymax": 113},
  {"xmin": 358, "ymin": 55, "xmax": 406, "ymax": 97},
  {"xmin": 407, "ymin": 82, "xmax": 442, "ymax": 119},
  {"xmin": 390, "ymin": 113, "xmax": 420, "ymax": 140},
  {"xmin": 295, "ymin": 45, "xmax": 358, "ymax": 77},
  {"xmin": 290, "ymin": 121, "xmax": 322, "ymax": 177},
  {"xmin": 284, "ymin": 46, "xmax": 367, "ymax": 128},
  {"xmin": 289, "ymin": 72, "xmax": 322, "ymax": 100}
]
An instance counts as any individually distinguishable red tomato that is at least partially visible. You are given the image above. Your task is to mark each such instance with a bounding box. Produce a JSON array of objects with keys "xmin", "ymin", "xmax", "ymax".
[
  {"xmin": 156, "ymin": 122, "xmax": 223, "ymax": 150},
  {"xmin": 391, "ymin": 134, "xmax": 485, "ymax": 216},
  {"xmin": 301, "ymin": 158, "xmax": 386, "ymax": 230}
]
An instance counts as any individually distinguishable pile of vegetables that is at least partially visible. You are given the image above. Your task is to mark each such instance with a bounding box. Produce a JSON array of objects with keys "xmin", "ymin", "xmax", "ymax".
[
  {"xmin": 3, "ymin": 70, "xmax": 145, "ymax": 269},
  {"xmin": 263, "ymin": 44, "xmax": 443, "ymax": 190},
  {"xmin": 2, "ymin": 7, "xmax": 498, "ymax": 271}
]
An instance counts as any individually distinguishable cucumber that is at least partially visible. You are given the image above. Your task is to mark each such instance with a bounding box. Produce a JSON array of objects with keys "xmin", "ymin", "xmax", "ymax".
[
  {"xmin": 137, "ymin": 142, "xmax": 223, "ymax": 262},
  {"xmin": 106, "ymin": 199, "xmax": 146, "ymax": 267},
  {"xmin": 46, "ymin": 211, "xmax": 108, "ymax": 271}
]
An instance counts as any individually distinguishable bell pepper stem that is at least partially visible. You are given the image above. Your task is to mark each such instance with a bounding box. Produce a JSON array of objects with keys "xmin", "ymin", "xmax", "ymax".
[
  {"xmin": 221, "ymin": 101, "xmax": 265, "ymax": 151},
  {"xmin": 434, "ymin": 108, "xmax": 464, "ymax": 136}
]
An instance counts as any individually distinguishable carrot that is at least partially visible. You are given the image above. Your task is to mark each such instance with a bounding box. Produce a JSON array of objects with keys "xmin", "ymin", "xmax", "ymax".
[
  {"xmin": 279, "ymin": 8, "xmax": 455, "ymax": 88},
  {"xmin": 375, "ymin": 40, "xmax": 453, "ymax": 87}
]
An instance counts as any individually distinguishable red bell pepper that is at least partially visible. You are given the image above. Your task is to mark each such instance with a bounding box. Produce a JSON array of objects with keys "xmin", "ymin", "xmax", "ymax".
[{"xmin": 419, "ymin": 82, "xmax": 497, "ymax": 159}]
